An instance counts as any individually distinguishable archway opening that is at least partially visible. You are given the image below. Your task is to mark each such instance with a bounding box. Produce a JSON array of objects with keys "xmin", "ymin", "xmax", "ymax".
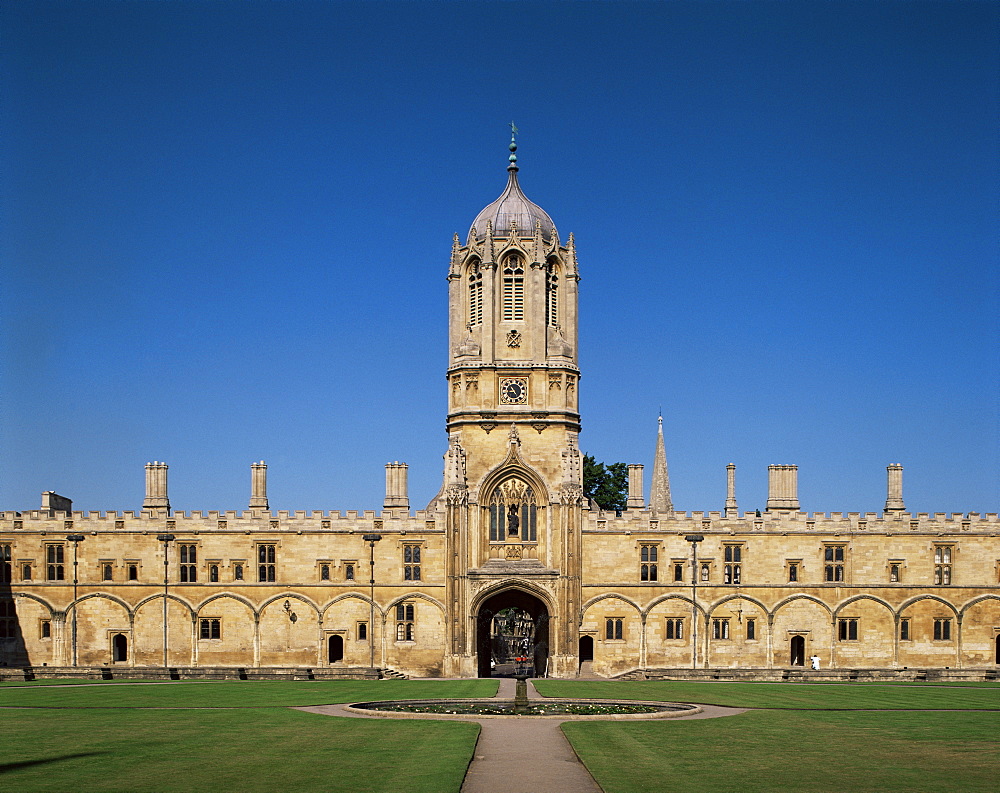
[
  {"xmin": 578, "ymin": 635, "xmax": 594, "ymax": 664},
  {"xmin": 112, "ymin": 633, "xmax": 128, "ymax": 663},
  {"xmin": 790, "ymin": 635, "xmax": 805, "ymax": 666},
  {"xmin": 476, "ymin": 589, "xmax": 549, "ymax": 678},
  {"xmin": 328, "ymin": 634, "xmax": 344, "ymax": 664}
]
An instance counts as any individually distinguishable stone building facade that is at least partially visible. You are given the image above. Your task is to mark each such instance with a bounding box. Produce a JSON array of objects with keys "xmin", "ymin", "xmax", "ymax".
[{"xmin": 2, "ymin": 141, "xmax": 998, "ymax": 678}]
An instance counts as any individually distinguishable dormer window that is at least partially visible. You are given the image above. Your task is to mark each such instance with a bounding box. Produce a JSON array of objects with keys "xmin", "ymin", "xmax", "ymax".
[{"xmin": 502, "ymin": 254, "xmax": 524, "ymax": 321}]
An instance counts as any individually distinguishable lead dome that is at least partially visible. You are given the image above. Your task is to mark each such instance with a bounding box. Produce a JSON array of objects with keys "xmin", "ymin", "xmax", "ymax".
[{"xmin": 469, "ymin": 143, "xmax": 557, "ymax": 243}]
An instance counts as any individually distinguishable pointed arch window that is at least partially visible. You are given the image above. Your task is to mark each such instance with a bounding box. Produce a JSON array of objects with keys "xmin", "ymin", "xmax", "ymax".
[
  {"xmin": 502, "ymin": 254, "xmax": 524, "ymax": 321},
  {"xmin": 545, "ymin": 261, "xmax": 559, "ymax": 327},
  {"xmin": 468, "ymin": 262, "xmax": 483, "ymax": 326},
  {"xmin": 489, "ymin": 478, "xmax": 538, "ymax": 543}
]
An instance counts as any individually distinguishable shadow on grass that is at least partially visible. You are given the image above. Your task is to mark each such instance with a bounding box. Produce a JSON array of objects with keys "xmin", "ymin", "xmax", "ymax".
[{"xmin": 0, "ymin": 752, "xmax": 106, "ymax": 775}]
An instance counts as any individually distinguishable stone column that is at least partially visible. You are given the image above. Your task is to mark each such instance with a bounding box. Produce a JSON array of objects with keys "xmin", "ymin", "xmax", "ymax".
[
  {"xmin": 191, "ymin": 616, "xmax": 200, "ymax": 666},
  {"xmin": 725, "ymin": 463, "xmax": 738, "ymax": 518},
  {"xmin": 885, "ymin": 464, "xmax": 905, "ymax": 512},
  {"xmin": 626, "ymin": 464, "xmax": 645, "ymax": 510},
  {"xmin": 481, "ymin": 222, "xmax": 497, "ymax": 364},
  {"xmin": 565, "ymin": 233, "xmax": 580, "ymax": 358},
  {"xmin": 249, "ymin": 461, "xmax": 269, "ymax": 511},
  {"xmin": 765, "ymin": 464, "xmax": 799, "ymax": 512},
  {"xmin": 383, "ymin": 462, "xmax": 409, "ymax": 510},
  {"xmin": 447, "ymin": 237, "xmax": 463, "ymax": 363},
  {"xmin": 528, "ymin": 231, "xmax": 546, "ymax": 363},
  {"xmin": 52, "ymin": 612, "xmax": 69, "ymax": 666},
  {"xmin": 143, "ymin": 462, "xmax": 170, "ymax": 513}
]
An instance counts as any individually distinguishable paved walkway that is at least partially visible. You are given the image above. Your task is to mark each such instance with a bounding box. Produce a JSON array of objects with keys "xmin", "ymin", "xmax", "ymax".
[
  {"xmin": 460, "ymin": 678, "xmax": 602, "ymax": 793},
  {"xmin": 298, "ymin": 678, "xmax": 746, "ymax": 793}
]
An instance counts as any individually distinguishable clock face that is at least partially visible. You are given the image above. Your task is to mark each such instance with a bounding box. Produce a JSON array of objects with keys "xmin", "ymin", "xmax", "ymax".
[{"xmin": 499, "ymin": 377, "xmax": 528, "ymax": 405}]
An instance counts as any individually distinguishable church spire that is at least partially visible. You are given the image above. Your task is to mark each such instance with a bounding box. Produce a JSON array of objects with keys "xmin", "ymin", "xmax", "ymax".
[{"xmin": 650, "ymin": 414, "xmax": 673, "ymax": 515}]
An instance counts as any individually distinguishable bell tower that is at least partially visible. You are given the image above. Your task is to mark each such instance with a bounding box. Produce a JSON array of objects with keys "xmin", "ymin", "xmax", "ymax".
[
  {"xmin": 440, "ymin": 132, "xmax": 585, "ymax": 678},
  {"xmin": 445, "ymin": 132, "xmax": 581, "ymax": 491}
]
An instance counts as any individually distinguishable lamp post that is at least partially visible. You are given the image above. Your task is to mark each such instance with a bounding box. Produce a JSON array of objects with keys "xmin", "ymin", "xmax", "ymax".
[
  {"xmin": 362, "ymin": 533, "xmax": 382, "ymax": 670},
  {"xmin": 685, "ymin": 534, "xmax": 704, "ymax": 669},
  {"xmin": 66, "ymin": 534, "xmax": 85, "ymax": 667},
  {"xmin": 156, "ymin": 533, "xmax": 175, "ymax": 669}
]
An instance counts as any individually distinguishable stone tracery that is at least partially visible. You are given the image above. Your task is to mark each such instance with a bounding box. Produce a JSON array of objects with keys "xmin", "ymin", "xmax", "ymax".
[{"xmin": 489, "ymin": 478, "xmax": 538, "ymax": 543}]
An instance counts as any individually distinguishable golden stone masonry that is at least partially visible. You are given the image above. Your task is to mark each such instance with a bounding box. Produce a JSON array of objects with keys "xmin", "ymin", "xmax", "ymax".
[{"xmin": 2, "ymin": 141, "xmax": 998, "ymax": 680}]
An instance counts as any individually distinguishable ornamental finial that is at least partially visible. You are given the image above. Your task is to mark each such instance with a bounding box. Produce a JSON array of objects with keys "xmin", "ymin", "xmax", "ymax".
[
  {"xmin": 508, "ymin": 121, "xmax": 518, "ymax": 170},
  {"xmin": 508, "ymin": 422, "xmax": 520, "ymax": 446}
]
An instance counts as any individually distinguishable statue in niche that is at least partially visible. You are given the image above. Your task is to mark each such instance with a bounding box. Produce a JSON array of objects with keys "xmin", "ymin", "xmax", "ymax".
[{"xmin": 507, "ymin": 503, "xmax": 520, "ymax": 537}]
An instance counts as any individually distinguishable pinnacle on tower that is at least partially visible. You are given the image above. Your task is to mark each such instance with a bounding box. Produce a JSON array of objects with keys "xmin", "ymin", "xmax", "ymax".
[{"xmin": 649, "ymin": 415, "xmax": 673, "ymax": 514}]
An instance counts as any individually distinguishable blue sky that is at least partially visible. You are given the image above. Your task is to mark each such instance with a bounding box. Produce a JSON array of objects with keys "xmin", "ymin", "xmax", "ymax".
[{"xmin": 2, "ymin": 1, "xmax": 997, "ymax": 516}]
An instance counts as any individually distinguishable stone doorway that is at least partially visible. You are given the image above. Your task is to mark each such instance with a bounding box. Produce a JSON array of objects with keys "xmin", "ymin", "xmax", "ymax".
[
  {"xmin": 476, "ymin": 589, "xmax": 549, "ymax": 678},
  {"xmin": 578, "ymin": 635, "xmax": 594, "ymax": 663},
  {"xmin": 790, "ymin": 635, "xmax": 805, "ymax": 666},
  {"xmin": 112, "ymin": 633, "xmax": 128, "ymax": 663},
  {"xmin": 328, "ymin": 634, "xmax": 344, "ymax": 663}
]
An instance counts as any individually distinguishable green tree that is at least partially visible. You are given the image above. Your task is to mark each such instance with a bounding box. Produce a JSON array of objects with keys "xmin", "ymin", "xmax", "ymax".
[{"xmin": 582, "ymin": 454, "xmax": 628, "ymax": 511}]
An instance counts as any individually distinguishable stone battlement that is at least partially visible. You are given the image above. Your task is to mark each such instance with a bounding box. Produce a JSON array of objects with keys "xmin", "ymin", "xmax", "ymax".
[
  {"xmin": 586, "ymin": 509, "xmax": 1000, "ymax": 532},
  {"xmin": 0, "ymin": 508, "xmax": 443, "ymax": 530}
]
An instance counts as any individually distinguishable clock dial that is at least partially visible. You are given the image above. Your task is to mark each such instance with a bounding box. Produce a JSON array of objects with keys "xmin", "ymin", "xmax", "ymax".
[{"xmin": 499, "ymin": 378, "xmax": 527, "ymax": 404}]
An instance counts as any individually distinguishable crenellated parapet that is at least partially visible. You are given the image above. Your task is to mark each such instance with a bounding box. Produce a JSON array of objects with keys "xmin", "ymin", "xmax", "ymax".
[
  {"xmin": 0, "ymin": 507, "xmax": 446, "ymax": 533},
  {"xmin": 584, "ymin": 509, "xmax": 1000, "ymax": 534}
]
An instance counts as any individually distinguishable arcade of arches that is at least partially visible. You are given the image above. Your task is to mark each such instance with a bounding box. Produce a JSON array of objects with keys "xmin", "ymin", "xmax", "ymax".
[{"xmin": 2, "ymin": 145, "xmax": 998, "ymax": 680}]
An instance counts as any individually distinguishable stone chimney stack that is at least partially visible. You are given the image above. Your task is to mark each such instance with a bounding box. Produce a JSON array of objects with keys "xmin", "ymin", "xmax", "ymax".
[
  {"xmin": 725, "ymin": 463, "xmax": 738, "ymax": 517},
  {"xmin": 143, "ymin": 462, "xmax": 170, "ymax": 513},
  {"xmin": 384, "ymin": 462, "xmax": 409, "ymax": 510},
  {"xmin": 765, "ymin": 464, "xmax": 799, "ymax": 512},
  {"xmin": 249, "ymin": 461, "xmax": 269, "ymax": 511},
  {"xmin": 626, "ymin": 464, "xmax": 645, "ymax": 510},
  {"xmin": 885, "ymin": 463, "xmax": 905, "ymax": 512},
  {"xmin": 41, "ymin": 491, "xmax": 73, "ymax": 515}
]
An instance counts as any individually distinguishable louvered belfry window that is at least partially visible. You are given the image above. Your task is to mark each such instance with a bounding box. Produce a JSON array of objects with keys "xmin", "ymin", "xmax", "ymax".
[
  {"xmin": 545, "ymin": 262, "xmax": 558, "ymax": 326},
  {"xmin": 502, "ymin": 254, "xmax": 524, "ymax": 321},
  {"xmin": 468, "ymin": 263, "xmax": 483, "ymax": 326}
]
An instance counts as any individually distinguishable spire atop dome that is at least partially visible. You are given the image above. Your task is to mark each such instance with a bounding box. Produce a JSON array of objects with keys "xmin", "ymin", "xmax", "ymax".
[{"xmin": 469, "ymin": 127, "xmax": 557, "ymax": 243}]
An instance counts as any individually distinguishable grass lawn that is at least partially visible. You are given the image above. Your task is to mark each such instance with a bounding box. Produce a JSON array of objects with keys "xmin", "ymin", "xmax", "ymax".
[
  {"xmin": 533, "ymin": 679, "xmax": 1000, "ymax": 710},
  {"xmin": 0, "ymin": 678, "xmax": 168, "ymax": 686},
  {"xmin": 0, "ymin": 679, "xmax": 496, "ymax": 793},
  {"xmin": 535, "ymin": 681, "xmax": 1000, "ymax": 793},
  {"xmin": 0, "ymin": 677, "xmax": 497, "ymax": 707}
]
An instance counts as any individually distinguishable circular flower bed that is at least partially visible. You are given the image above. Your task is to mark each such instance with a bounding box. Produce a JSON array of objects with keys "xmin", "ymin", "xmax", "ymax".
[{"xmin": 348, "ymin": 698, "xmax": 700, "ymax": 719}]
